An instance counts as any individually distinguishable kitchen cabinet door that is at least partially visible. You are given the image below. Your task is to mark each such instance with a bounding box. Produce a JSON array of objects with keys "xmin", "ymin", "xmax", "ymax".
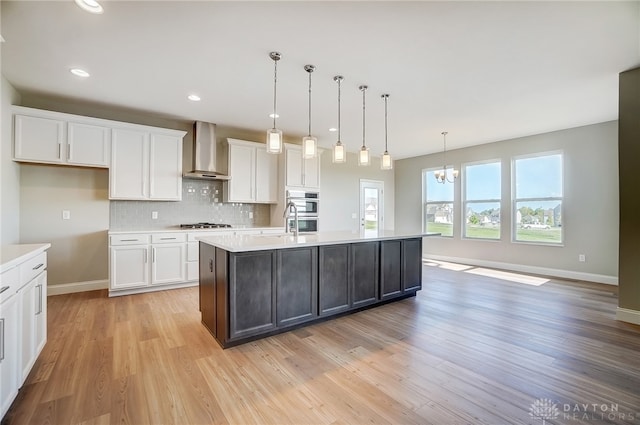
[
  {"xmin": 110, "ymin": 128, "xmax": 149, "ymax": 200},
  {"xmin": 226, "ymin": 143, "xmax": 255, "ymax": 202},
  {"xmin": 303, "ymin": 154, "xmax": 320, "ymax": 189},
  {"xmin": 229, "ymin": 251, "xmax": 276, "ymax": 340},
  {"xmin": 110, "ymin": 245, "xmax": 149, "ymax": 290},
  {"xmin": 319, "ymin": 245, "xmax": 350, "ymax": 316},
  {"xmin": 151, "ymin": 243, "xmax": 186, "ymax": 285},
  {"xmin": 149, "ymin": 133, "xmax": 182, "ymax": 201},
  {"xmin": 18, "ymin": 271, "xmax": 47, "ymax": 385},
  {"xmin": 67, "ymin": 122, "xmax": 110, "ymax": 167},
  {"xmin": 402, "ymin": 238, "xmax": 422, "ymax": 292},
  {"xmin": 351, "ymin": 242, "xmax": 379, "ymax": 308},
  {"xmin": 0, "ymin": 292, "xmax": 20, "ymax": 419},
  {"xmin": 276, "ymin": 247, "xmax": 318, "ymax": 327},
  {"xmin": 255, "ymin": 147, "xmax": 278, "ymax": 203},
  {"xmin": 380, "ymin": 240, "xmax": 402, "ymax": 300},
  {"xmin": 14, "ymin": 114, "xmax": 65, "ymax": 164},
  {"xmin": 285, "ymin": 147, "xmax": 304, "ymax": 187}
]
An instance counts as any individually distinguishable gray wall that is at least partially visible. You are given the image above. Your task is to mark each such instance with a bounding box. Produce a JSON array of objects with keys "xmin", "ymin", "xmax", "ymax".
[
  {"xmin": 618, "ymin": 67, "xmax": 640, "ymax": 315},
  {"xmin": 1, "ymin": 76, "xmax": 21, "ymax": 245},
  {"xmin": 395, "ymin": 121, "xmax": 619, "ymax": 282},
  {"xmin": 320, "ymin": 152, "xmax": 395, "ymax": 232}
]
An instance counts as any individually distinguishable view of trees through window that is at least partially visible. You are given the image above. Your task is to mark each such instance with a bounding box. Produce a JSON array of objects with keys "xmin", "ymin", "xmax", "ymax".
[
  {"xmin": 423, "ymin": 169, "xmax": 454, "ymax": 237},
  {"xmin": 464, "ymin": 161, "xmax": 501, "ymax": 239},
  {"xmin": 513, "ymin": 153, "xmax": 563, "ymax": 243}
]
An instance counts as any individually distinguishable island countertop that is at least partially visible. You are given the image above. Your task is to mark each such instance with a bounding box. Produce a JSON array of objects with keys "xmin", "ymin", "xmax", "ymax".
[{"xmin": 198, "ymin": 230, "xmax": 438, "ymax": 252}]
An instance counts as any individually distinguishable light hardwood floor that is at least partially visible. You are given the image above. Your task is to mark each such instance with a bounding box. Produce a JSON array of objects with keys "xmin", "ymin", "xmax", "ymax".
[{"xmin": 3, "ymin": 260, "xmax": 640, "ymax": 425}]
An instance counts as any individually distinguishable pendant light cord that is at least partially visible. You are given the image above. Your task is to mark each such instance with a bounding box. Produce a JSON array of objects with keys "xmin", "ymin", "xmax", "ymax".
[
  {"xmin": 384, "ymin": 95, "xmax": 388, "ymax": 152},
  {"xmin": 308, "ymin": 70, "xmax": 312, "ymax": 136},
  {"xmin": 362, "ymin": 87, "xmax": 366, "ymax": 149},
  {"xmin": 337, "ymin": 78, "xmax": 342, "ymax": 142},
  {"xmin": 272, "ymin": 59, "xmax": 278, "ymax": 129}
]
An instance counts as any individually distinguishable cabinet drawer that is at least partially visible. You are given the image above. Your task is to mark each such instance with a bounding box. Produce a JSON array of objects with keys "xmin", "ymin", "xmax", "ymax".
[
  {"xmin": 19, "ymin": 252, "xmax": 47, "ymax": 285},
  {"xmin": 110, "ymin": 234, "xmax": 150, "ymax": 246},
  {"xmin": 151, "ymin": 233, "xmax": 186, "ymax": 244},
  {"xmin": 0, "ymin": 266, "xmax": 20, "ymax": 303}
]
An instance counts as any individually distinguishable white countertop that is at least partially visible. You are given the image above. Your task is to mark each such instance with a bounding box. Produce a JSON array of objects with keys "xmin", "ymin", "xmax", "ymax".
[
  {"xmin": 0, "ymin": 243, "xmax": 51, "ymax": 273},
  {"xmin": 109, "ymin": 226, "xmax": 285, "ymax": 235},
  {"xmin": 198, "ymin": 231, "xmax": 438, "ymax": 253}
]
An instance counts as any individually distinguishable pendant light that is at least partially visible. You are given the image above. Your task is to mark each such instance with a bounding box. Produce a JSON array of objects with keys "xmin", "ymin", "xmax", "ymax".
[
  {"xmin": 380, "ymin": 94, "xmax": 393, "ymax": 170},
  {"xmin": 434, "ymin": 131, "xmax": 459, "ymax": 183},
  {"xmin": 266, "ymin": 51, "xmax": 283, "ymax": 154},
  {"xmin": 302, "ymin": 65, "xmax": 317, "ymax": 159},
  {"xmin": 358, "ymin": 85, "xmax": 370, "ymax": 166},
  {"xmin": 332, "ymin": 75, "xmax": 346, "ymax": 163}
]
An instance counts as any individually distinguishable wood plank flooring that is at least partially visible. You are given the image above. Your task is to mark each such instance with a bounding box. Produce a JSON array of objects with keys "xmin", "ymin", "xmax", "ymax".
[{"xmin": 3, "ymin": 260, "xmax": 640, "ymax": 425}]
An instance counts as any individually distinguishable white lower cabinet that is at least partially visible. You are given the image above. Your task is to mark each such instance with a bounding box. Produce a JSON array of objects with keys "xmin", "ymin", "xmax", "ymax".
[
  {"xmin": 109, "ymin": 233, "xmax": 186, "ymax": 295},
  {"xmin": 0, "ymin": 290, "xmax": 20, "ymax": 418},
  {"xmin": 0, "ymin": 246, "xmax": 49, "ymax": 420}
]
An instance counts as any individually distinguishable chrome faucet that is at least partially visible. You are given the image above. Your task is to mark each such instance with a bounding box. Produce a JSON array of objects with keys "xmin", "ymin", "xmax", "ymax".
[{"xmin": 283, "ymin": 201, "xmax": 299, "ymax": 236}]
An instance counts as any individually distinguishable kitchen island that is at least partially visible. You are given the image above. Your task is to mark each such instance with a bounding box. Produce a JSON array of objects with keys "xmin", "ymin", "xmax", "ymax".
[{"xmin": 198, "ymin": 231, "xmax": 434, "ymax": 348}]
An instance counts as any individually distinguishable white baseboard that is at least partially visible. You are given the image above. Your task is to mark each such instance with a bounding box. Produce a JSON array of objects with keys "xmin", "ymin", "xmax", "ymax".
[
  {"xmin": 108, "ymin": 281, "xmax": 198, "ymax": 297},
  {"xmin": 424, "ymin": 254, "xmax": 618, "ymax": 285},
  {"xmin": 616, "ymin": 307, "xmax": 640, "ymax": 325},
  {"xmin": 47, "ymin": 279, "xmax": 109, "ymax": 296}
]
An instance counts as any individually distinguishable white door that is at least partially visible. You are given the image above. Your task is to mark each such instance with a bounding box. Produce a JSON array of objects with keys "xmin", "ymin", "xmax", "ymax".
[
  {"xmin": 255, "ymin": 147, "xmax": 278, "ymax": 203},
  {"xmin": 110, "ymin": 246, "xmax": 149, "ymax": 289},
  {"xmin": 303, "ymin": 155, "xmax": 320, "ymax": 189},
  {"xmin": 67, "ymin": 122, "xmax": 111, "ymax": 167},
  {"xmin": 151, "ymin": 243, "xmax": 186, "ymax": 285},
  {"xmin": 0, "ymin": 292, "xmax": 20, "ymax": 418},
  {"xmin": 360, "ymin": 180, "xmax": 384, "ymax": 237},
  {"xmin": 110, "ymin": 128, "xmax": 149, "ymax": 199},
  {"xmin": 285, "ymin": 147, "xmax": 304, "ymax": 187},
  {"xmin": 149, "ymin": 133, "xmax": 183, "ymax": 201},
  {"xmin": 14, "ymin": 115, "xmax": 65, "ymax": 163},
  {"xmin": 227, "ymin": 143, "xmax": 256, "ymax": 202}
]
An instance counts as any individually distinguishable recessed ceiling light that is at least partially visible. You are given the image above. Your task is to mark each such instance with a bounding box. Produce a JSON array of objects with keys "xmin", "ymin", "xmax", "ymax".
[
  {"xmin": 188, "ymin": 94, "xmax": 201, "ymax": 101},
  {"xmin": 74, "ymin": 0, "xmax": 104, "ymax": 14},
  {"xmin": 329, "ymin": 128, "xmax": 337, "ymax": 132},
  {"xmin": 269, "ymin": 113, "xmax": 280, "ymax": 119},
  {"xmin": 70, "ymin": 68, "xmax": 90, "ymax": 78}
]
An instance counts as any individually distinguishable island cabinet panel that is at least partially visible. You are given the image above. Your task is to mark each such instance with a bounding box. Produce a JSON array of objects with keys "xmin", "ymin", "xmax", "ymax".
[
  {"xmin": 276, "ymin": 247, "xmax": 318, "ymax": 327},
  {"xmin": 319, "ymin": 245, "xmax": 350, "ymax": 316},
  {"xmin": 351, "ymin": 242, "xmax": 380, "ymax": 308},
  {"xmin": 199, "ymin": 243, "xmax": 216, "ymax": 336},
  {"xmin": 380, "ymin": 240, "xmax": 402, "ymax": 300},
  {"xmin": 229, "ymin": 251, "xmax": 277, "ymax": 340},
  {"xmin": 402, "ymin": 238, "xmax": 423, "ymax": 292},
  {"xmin": 215, "ymin": 248, "xmax": 229, "ymax": 342}
]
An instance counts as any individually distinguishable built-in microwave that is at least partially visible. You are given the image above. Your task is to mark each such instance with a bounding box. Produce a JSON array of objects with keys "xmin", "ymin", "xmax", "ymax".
[
  {"xmin": 287, "ymin": 217, "xmax": 318, "ymax": 234},
  {"xmin": 286, "ymin": 190, "xmax": 319, "ymax": 216}
]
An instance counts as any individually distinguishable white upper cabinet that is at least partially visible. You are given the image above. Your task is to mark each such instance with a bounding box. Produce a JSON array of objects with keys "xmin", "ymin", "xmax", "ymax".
[
  {"xmin": 110, "ymin": 129, "xmax": 184, "ymax": 201},
  {"xmin": 13, "ymin": 106, "xmax": 110, "ymax": 168},
  {"xmin": 225, "ymin": 138, "xmax": 278, "ymax": 204},
  {"xmin": 284, "ymin": 144, "xmax": 320, "ymax": 190}
]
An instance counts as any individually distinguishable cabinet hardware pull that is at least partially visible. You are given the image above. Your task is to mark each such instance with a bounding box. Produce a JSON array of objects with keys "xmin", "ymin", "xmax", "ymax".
[
  {"xmin": 144, "ymin": 248, "xmax": 148, "ymax": 263},
  {"xmin": 33, "ymin": 263, "xmax": 44, "ymax": 270},
  {"xmin": 120, "ymin": 239, "xmax": 139, "ymax": 242},
  {"xmin": 160, "ymin": 237, "xmax": 176, "ymax": 240},
  {"xmin": 0, "ymin": 286, "xmax": 9, "ymax": 294},
  {"xmin": 152, "ymin": 248, "xmax": 156, "ymax": 263},
  {"xmin": 67, "ymin": 144, "xmax": 71, "ymax": 160},
  {"xmin": 0, "ymin": 318, "xmax": 4, "ymax": 362},
  {"xmin": 57, "ymin": 143, "xmax": 61, "ymax": 159},
  {"xmin": 209, "ymin": 259, "xmax": 213, "ymax": 272},
  {"xmin": 36, "ymin": 285, "xmax": 43, "ymax": 315}
]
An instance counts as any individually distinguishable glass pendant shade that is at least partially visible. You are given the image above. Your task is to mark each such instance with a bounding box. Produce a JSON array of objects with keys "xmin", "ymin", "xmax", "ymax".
[
  {"xmin": 358, "ymin": 146, "xmax": 370, "ymax": 166},
  {"xmin": 266, "ymin": 128, "xmax": 283, "ymax": 153},
  {"xmin": 381, "ymin": 151, "xmax": 393, "ymax": 170},
  {"xmin": 333, "ymin": 141, "xmax": 346, "ymax": 163},
  {"xmin": 302, "ymin": 136, "xmax": 317, "ymax": 159}
]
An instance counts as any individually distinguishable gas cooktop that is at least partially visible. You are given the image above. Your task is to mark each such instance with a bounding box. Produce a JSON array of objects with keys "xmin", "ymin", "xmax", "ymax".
[{"xmin": 179, "ymin": 223, "xmax": 232, "ymax": 229}]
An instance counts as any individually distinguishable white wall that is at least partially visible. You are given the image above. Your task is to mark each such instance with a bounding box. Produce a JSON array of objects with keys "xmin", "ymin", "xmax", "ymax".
[
  {"xmin": 1, "ymin": 75, "xmax": 21, "ymax": 245},
  {"xmin": 395, "ymin": 121, "xmax": 619, "ymax": 283},
  {"xmin": 320, "ymin": 152, "xmax": 394, "ymax": 232}
]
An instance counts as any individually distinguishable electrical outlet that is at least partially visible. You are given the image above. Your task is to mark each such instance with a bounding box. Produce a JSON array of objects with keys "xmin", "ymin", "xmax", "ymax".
[
  {"xmin": 62, "ymin": 210, "xmax": 70, "ymax": 220},
  {"xmin": 249, "ymin": 212, "xmax": 254, "ymax": 219},
  {"xmin": 351, "ymin": 213, "xmax": 357, "ymax": 219},
  {"xmin": 152, "ymin": 211, "xmax": 158, "ymax": 220},
  {"xmin": 579, "ymin": 254, "xmax": 586, "ymax": 262}
]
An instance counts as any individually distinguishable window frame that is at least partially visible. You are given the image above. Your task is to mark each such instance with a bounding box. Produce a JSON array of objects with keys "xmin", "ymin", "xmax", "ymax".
[
  {"xmin": 422, "ymin": 167, "xmax": 455, "ymax": 238},
  {"xmin": 511, "ymin": 151, "xmax": 564, "ymax": 246},
  {"xmin": 462, "ymin": 159, "xmax": 502, "ymax": 241}
]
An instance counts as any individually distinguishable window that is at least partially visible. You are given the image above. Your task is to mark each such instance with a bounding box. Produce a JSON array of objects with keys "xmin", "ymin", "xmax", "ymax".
[
  {"xmin": 423, "ymin": 169, "xmax": 454, "ymax": 237},
  {"xmin": 463, "ymin": 161, "xmax": 501, "ymax": 240},
  {"xmin": 513, "ymin": 153, "xmax": 563, "ymax": 244}
]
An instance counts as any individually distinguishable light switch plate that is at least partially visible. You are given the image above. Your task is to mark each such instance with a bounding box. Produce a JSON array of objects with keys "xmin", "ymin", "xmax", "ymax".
[
  {"xmin": 152, "ymin": 211, "xmax": 158, "ymax": 219},
  {"xmin": 62, "ymin": 210, "xmax": 70, "ymax": 220}
]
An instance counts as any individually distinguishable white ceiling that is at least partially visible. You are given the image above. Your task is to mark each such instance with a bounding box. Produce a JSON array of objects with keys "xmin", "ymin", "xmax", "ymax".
[{"xmin": 2, "ymin": 1, "xmax": 639, "ymax": 159}]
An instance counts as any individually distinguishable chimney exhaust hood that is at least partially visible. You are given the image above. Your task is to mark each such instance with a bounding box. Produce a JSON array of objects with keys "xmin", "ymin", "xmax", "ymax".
[{"xmin": 183, "ymin": 121, "xmax": 230, "ymax": 180}]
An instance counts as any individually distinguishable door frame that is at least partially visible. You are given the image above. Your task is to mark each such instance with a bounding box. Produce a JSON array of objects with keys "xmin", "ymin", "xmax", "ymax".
[{"xmin": 359, "ymin": 179, "xmax": 385, "ymax": 232}]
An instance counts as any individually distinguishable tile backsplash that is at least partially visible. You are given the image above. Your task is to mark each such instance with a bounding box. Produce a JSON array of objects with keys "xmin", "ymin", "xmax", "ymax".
[{"xmin": 110, "ymin": 180, "xmax": 272, "ymax": 230}]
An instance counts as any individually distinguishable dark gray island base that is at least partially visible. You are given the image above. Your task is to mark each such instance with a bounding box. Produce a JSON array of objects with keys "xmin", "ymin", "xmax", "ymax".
[{"xmin": 199, "ymin": 234, "xmax": 424, "ymax": 348}]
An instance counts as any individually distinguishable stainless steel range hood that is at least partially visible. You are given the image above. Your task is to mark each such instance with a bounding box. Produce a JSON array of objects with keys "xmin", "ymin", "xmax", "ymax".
[{"xmin": 183, "ymin": 121, "xmax": 230, "ymax": 180}]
